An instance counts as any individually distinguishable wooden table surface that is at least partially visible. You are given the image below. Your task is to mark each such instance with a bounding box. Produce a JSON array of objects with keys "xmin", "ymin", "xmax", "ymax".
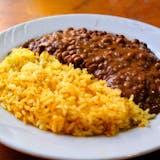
[{"xmin": 0, "ymin": 0, "xmax": 160, "ymax": 159}]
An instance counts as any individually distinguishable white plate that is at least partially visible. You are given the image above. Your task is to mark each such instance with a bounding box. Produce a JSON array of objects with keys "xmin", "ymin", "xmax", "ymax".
[{"xmin": 0, "ymin": 14, "xmax": 160, "ymax": 160}]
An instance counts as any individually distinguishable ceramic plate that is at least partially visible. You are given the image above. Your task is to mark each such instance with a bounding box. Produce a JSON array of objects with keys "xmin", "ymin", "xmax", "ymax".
[{"xmin": 0, "ymin": 14, "xmax": 160, "ymax": 160}]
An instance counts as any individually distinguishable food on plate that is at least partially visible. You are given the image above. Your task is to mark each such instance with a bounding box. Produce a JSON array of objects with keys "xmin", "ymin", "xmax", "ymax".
[
  {"xmin": 22, "ymin": 28, "xmax": 160, "ymax": 114},
  {"xmin": 0, "ymin": 49, "xmax": 154, "ymax": 136}
]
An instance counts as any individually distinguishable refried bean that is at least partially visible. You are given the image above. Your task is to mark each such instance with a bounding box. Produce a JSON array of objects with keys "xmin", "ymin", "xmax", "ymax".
[{"xmin": 22, "ymin": 28, "xmax": 160, "ymax": 114}]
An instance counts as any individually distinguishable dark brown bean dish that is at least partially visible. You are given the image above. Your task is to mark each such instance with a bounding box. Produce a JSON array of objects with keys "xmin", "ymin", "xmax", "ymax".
[{"xmin": 22, "ymin": 28, "xmax": 160, "ymax": 114}]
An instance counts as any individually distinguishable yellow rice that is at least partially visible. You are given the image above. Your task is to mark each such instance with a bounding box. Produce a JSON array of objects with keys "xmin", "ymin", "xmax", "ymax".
[{"xmin": 0, "ymin": 48, "xmax": 153, "ymax": 136}]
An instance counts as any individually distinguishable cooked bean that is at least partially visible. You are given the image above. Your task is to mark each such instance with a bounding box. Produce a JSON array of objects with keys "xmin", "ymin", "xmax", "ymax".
[
  {"xmin": 70, "ymin": 54, "xmax": 78, "ymax": 62},
  {"xmin": 63, "ymin": 55, "xmax": 71, "ymax": 63},
  {"xmin": 67, "ymin": 45, "xmax": 75, "ymax": 51},
  {"xmin": 124, "ymin": 81, "xmax": 132, "ymax": 88},
  {"xmin": 22, "ymin": 28, "xmax": 160, "ymax": 114},
  {"xmin": 155, "ymin": 62, "xmax": 160, "ymax": 69},
  {"xmin": 116, "ymin": 37, "xmax": 125, "ymax": 44},
  {"xmin": 94, "ymin": 56, "xmax": 104, "ymax": 63},
  {"xmin": 73, "ymin": 56, "xmax": 83, "ymax": 66},
  {"xmin": 62, "ymin": 51, "xmax": 69, "ymax": 58},
  {"xmin": 88, "ymin": 64, "xmax": 97, "ymax": 73},
  {"xmin": 133, "ymin": 39, "xmax": 140, "ymax": 44},
  {"xmin": 98, "ymin": 63, "xmax": 105, "ymax": 69},
  {"xmin": 55, "ymin": 51, "xmax": 61, "ymax": 59}
]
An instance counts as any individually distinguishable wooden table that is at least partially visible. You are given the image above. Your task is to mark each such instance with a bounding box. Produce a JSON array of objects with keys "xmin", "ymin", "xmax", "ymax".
[{"xmin": 0, "ymin": 0, "xmax": 160, "ymax": 159}]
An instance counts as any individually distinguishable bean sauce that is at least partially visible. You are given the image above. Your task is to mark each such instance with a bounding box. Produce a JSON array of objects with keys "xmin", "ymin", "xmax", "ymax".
[{"xmin": 22, "ymin": 28, "xmax": 160, "ymax": 114}]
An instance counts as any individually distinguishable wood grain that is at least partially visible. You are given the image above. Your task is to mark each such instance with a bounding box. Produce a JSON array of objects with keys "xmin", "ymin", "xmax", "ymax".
[
  {"xmin": 0, "ymin": 0, "xmax": 160, "ymax": 31},
  {"xmin": 0, "ymin": 0, "xmax": 160, "ymax": 159}
]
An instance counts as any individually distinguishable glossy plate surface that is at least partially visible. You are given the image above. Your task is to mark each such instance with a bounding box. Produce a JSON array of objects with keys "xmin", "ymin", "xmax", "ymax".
[{"xmin": 0, "ymin": 14, "xmax": 160, "ymax": 160}]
